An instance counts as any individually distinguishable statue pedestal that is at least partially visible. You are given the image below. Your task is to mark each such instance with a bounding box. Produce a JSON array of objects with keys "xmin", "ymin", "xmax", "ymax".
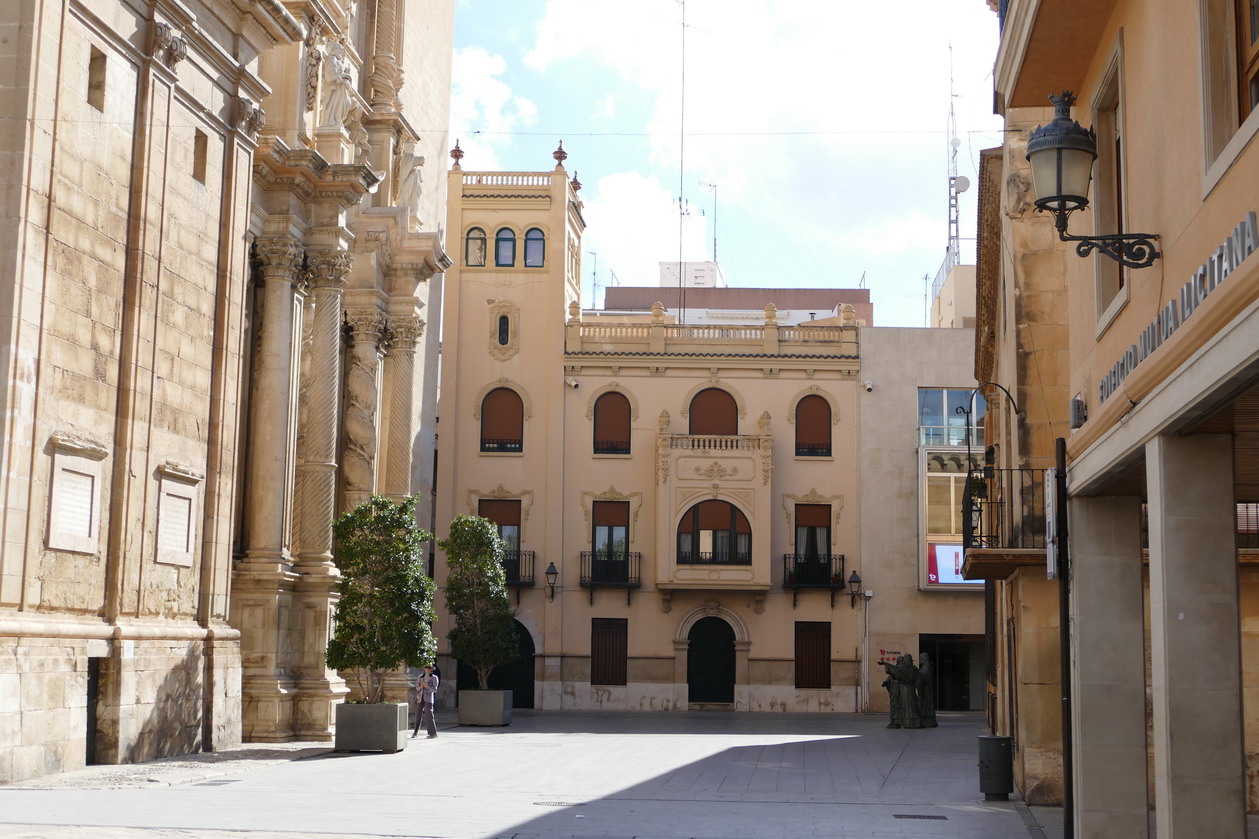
[{"xmin": 314, "ymin": 126, "xmax": 353, "ymax": 165}]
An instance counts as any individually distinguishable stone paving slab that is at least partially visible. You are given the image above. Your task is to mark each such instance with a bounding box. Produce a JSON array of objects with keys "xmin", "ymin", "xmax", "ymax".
[{"xmin": 0, "ymin": 710, "xmax": 1054, "ymax": 839}]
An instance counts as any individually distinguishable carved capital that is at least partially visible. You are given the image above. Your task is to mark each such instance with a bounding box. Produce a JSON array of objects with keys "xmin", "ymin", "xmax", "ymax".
[
  {"xmin": 152, "ymin": 22, "xmax": 188, "ymax": 69},
  {"xmin": 232, "ymin": 96, "xmax": 266, "ymax": 138},
  {"xmin": 253, "ymin": 237, "xmax": 304, "ymax": 281},
  {"xmin": 345, "ymin": 309, "xmax": 387, "ymax": 344},
  {"xmin": 387, "ymin": 316, "xmax": 424, "ymax": 351},
  {"xmin": 304, "ymin": 250, "xmax": 353, "ymax": 289}
]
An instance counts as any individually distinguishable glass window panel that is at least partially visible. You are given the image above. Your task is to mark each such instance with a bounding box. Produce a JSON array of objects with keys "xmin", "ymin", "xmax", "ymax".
[{"xmin": 498, "ymin": 524, "xmax": 519, "ymax": 552}]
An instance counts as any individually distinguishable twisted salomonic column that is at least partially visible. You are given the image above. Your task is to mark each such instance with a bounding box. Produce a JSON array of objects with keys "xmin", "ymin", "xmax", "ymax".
[
  {"xmin": 244, "ymin": 236, "xmax": 304, "ymax": 565},
  {"xmin": 381, "ymin": 315, "xmax": 424, "ymax": 498},
  {"xmin": 342, "ymin": 308, "xmax": 386, "ymax": 511},
  {"xmin": 369, "ymin": 0, "xmax": 399, "ymax": 109},
  {"xmin": 294, "ymin": 251, "xmax": 353, "ymax": 567}
]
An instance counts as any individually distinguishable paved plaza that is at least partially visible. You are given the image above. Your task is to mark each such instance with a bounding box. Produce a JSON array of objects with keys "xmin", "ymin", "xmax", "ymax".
[{"xmin": 2, "ymin": 709, "xmax": 1062, "ymax": 839}]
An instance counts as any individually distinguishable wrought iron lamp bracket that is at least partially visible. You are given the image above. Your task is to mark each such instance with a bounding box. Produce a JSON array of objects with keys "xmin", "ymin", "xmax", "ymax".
[{"xmin": 1049, "ymin": 210, "xmax": 1160, "ymax": 270}]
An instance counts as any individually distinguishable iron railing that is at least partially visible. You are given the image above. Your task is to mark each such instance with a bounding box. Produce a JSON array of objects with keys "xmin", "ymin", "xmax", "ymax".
[
  {"xmin": 480, "ymin": 438, "xmax": 522, "ymax": 453},
  {"xmin": 795, "ymin": 443, "xmax": 831, "ymax": 457},
  {"xmin": 962, "ymin": 467, "xmax": 1049, "ymax": 551},
  {"xmin": 593, "ymin": 439, "xmax": 630, "ymax": 454},
  {"xmin": 579, "ymin": 551, "xmax": 641, "ymax": 586},
  {"xmin": 677, "ymin": 551, "xmax": 751, "ymax": 566},
  {"xmin": 782, "ymin": 554, "xmax": 845, "ymax": 588},
  {"xmin": 502, "ymin": 550, "xmax": 535, "ymax": 586}
]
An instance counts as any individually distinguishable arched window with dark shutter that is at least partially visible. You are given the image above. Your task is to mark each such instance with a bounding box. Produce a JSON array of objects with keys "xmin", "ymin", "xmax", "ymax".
[
  {"xmin": 465, "ymin": 227, "xmax": 486, "ymax": 266},
  {"xmin": 593, "ymin": 392, "xmax": 631, "ymax": 454},
  {"xmin": 795, "ymin": 394, "xmax": 831, "ymax": 456},
  {"xmin": 688, "ymin": 388, "xmax": 738, "ymax": 435},
  {"xmin": 480, "ymin": 387, "xmax": 524, "ymax": 452},
  {"xmin": 524, "ymin": 227, "xmax": 545, "ymax": 267},
  {"xmin": 497, "ymin": 315, "xmax": 510, "ymax": 346},
  {"xmin": 495, "ymin": 228, "xmax": 516, "ymax": 266},
  {"xmin": 676, "ymin": 500, "xmax": 751, "ymax": 565}
]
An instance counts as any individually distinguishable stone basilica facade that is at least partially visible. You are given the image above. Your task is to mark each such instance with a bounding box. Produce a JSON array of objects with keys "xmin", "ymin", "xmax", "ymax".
[{"xmin": 0, "ymin": 0, "xmax": 452, "ymax": 781}]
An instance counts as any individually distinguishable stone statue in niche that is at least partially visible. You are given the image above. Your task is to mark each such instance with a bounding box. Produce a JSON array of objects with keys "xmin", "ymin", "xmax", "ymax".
[
  {"xmin": 880, "ymin": 654, "xmax": 922, "ymax": 729},
  {"xmin": 396, "ymin": 139, "xmax": 424, "ymax": 219},
  {"xmin": 320, "ymin": 40, "xmax": 354, "ymax": 128}
]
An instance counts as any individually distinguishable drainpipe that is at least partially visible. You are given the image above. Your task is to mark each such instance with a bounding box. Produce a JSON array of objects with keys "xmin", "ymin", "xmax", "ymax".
[{"xmin": 1055, "ymin": 437, "xmax": 1074, "ymax": 839}]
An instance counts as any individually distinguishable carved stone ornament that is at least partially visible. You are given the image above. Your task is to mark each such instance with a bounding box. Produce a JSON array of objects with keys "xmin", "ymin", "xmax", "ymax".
[
  {"xmin": 304, "ymin": 251, "xmax": 353, "ymax": 289},
  {"xmin": 387, "ymin": 316, "xmax": 424, "ymax": 351},
  {"xmin": 345, "ymin": 309, "xmax": 387, "ymax": 347},
  {"xmin": 584, "ymin": 383, "xmax": 639, "ymax": 422},
  {"xmin": 465, "ymin": 486, "xmax": 534, "ymax": 539},
  {"xmin": 703, "ymin": 599, "xmax": 721, "ymax": 617},
  {"xmin": 232, "ymin": 96, "xmax": 266, "ymax": 138},
  {"xmin": 786, "ymin": 385, "xmax": 840, "ymax": 425},
  {"xmin": 580, "ymin": 487, "xmax": 643, "ymax": 542},
  {"xmin": 694, "ymin": 461, "xmax": 736, "ymax": 480},
  {"xmin": 152, "ymin": 22, "xmax": 188, "ymax": 69},
  {"xmin": 487, "ymin": 299, "xmax": 520, "ymax": 361},
  {"xmin": 253, "ymin": 238, "xmax": 304, "ymax": 280},
  {"xmin": 657, "ymin": 437, "xmax": 670, "ymax": 485},
  {"xmin": 471, "ymin": 378, "xmax": 531, "ymax": 421},
  {"xmin": 304, "ymin": 27, "xmax": 325, "ymax": 112},
  {"xmin": 782, "ymin": 490, "xmax": 845, "ymax": 547}
]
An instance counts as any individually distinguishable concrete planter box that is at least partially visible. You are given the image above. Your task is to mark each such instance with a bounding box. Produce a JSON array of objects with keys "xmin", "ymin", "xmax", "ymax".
[
  {"xmin": 458, "ymin": 690, "xmax": 512, "ymax": 726},
  {"xmin": 334, "ymin": 702, "xmax": 408, "ymax": 753}
]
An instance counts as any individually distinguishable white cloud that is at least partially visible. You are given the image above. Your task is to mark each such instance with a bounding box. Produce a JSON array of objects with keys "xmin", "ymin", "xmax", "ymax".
[
  {"xmin": 580, "ymin": 171, "xmax": 709, "ymax": 305},
  {"xmin": 449, "ymin": 47, "xmax": 539, "ymax": 170}
]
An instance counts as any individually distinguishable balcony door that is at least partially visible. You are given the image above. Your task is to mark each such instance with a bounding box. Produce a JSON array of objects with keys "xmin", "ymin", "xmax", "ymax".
[
  {"xmin": 687, "ymin": 617, "xmax": 735, "ymax": 703},
  {"xmin": 592, "ymin": 501, "xmax": 629, "ymax": 582},
  {"xmin": 677, "ymin": 500, "xmax": 751, "ymax": 564},
  {"xmin": 479, "ymin": 499, "xmax": 521, "ymax": 582}
]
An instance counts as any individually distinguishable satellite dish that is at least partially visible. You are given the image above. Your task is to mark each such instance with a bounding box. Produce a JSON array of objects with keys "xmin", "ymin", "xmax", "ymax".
[
  {"xmin": 951, "ymin": 137, "xmax": 962, "ymax": 149},
  {"xmin": 954, "ymin": 175, "xmax": 971, "ymax": 194}
]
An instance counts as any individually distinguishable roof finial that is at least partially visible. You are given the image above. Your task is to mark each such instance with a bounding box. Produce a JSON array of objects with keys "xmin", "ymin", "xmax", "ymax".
[
  {"xmin": 450, "ymin": 139, "xmax": 464, "ymax": 168},
  {"xmin": 570, "ymin": 170, "xmax": 582, "ymax": 191},
  {"xmin": 553, "ymin": 140, "xmax": 567, "ymax": 168}
]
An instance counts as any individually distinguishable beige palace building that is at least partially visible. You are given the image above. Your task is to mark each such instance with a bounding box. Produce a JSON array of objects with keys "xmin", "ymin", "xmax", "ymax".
[
  {"xmin": 433, "ymin": 150, "xmax": 986, "ymax": 715},
  {"xmin": 967, "ymin": 0, "xmax": 1259, "ymax": 834},
  {"xmin": 1, "ymin": 0, "xmax": 453, "ymax": 781}
]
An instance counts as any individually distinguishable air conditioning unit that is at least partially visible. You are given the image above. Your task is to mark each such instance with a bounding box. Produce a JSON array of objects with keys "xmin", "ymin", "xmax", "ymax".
[{"xmin": 1069, "ymin": 397, "xmax": 1088, "ymax": 430}]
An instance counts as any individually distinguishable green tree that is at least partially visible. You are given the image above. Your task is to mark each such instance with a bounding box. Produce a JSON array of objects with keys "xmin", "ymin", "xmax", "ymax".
[
  {"xmin": 440, "ymin": 515, "xmax": 519, "ymax": 691},
  {"xmin": 327, "ymin": 494, "xmax": 436, "ymax": 704}
]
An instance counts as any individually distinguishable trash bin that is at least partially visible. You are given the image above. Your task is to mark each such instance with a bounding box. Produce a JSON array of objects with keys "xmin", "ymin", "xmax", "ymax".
[{"xmin": 977, "ymin": 735, "xmax": 1013, "ymax": 800}]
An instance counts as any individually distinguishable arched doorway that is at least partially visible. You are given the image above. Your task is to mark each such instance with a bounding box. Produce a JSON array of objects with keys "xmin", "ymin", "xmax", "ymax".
[
  {"xmin": 456, "ymin": 619, "xmax": 536, "ymax": 709},
  {"xmin": 687, "ymin": 616, "xmax": 735, "ymax": 703}
]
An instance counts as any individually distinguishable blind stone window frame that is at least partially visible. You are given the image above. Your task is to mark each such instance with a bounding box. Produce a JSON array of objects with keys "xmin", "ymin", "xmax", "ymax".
[
  {"xmin": 466, "ymin": 227, "xmax": 487, "ymax": 267},
  {"xmin": 591, "ymin": 617, "xmax": 628, "ymax": 686},
  {"xmin": 156, "ymin": 462, "xmax": 202, "ymax": 568},
  {"xmin": 794, "ymin": 621, "xmax": 831, "ymax": 689},
  {"xmin": 46, "ymin": 433, "xmax": 109, "ymax": 555}
]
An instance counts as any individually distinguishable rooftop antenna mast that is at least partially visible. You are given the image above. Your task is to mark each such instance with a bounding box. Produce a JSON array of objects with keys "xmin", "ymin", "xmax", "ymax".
[
  {"xmin": 586, "ymin": 250, "xmax": 598, "ymax": 308},
  {"xmin": 700, "ymin": 181, "xmax": 717, "ymax": 262},
  {"xmin": 676, "ymin": 0, "xmax": 688, "ymax": 324},
  {"xmin": 946, "ymin": 43, "xmax": 970, "ymax": 271}
]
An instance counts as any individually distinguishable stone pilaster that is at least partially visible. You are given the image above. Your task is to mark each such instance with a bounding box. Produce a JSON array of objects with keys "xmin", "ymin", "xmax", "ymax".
[
  {"xmin": 342, "ymin": 308, "xmax": 386, "ymax": 512},
  {"xmin": 381, "ymin": 315, "xmax": 424, "ymax": 498}
]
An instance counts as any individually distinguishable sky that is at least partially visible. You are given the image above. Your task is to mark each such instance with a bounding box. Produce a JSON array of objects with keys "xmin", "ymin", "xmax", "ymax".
[{"xmin": 446, "ymin": 1, "xmax": 1006, "ymax": 327}]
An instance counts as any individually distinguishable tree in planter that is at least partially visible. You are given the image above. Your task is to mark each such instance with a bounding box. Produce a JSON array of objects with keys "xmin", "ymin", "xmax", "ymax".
[
  {"xmin": 440, "ymin": 515, "xmax": 518, "ymax": 690},
  {"xmin": 327, "ymin": 494, "xmax": 436, "ymax": 704}
]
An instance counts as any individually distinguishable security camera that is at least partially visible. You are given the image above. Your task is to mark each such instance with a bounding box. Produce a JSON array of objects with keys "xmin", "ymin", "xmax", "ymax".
[
  {"xmin": 863, "ymin": 381, "xmax": 874, "ymax": 393},
  {"xmin": 566, "ymin": 377, "xmax": 580, "ymax": 389}
]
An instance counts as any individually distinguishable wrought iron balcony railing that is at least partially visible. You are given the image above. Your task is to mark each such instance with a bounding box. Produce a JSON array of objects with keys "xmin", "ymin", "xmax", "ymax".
[
  {"xmin": 677, "ymin": 551, "xmax": 751, "ymax": 566},
  {"xmin": 580, "ymin": 550, "xmax": 642, "ymax": 603},
  {"xmin": 795, "ymin": 443, "xmax": 832, "ymax": 457},
  {"xmin": 782, "ymin": 553, "xmax": 846, "ymax": 607},
  {"xmin": 501, "ymin": 550, "xmax": 535, "ymax": 586},
  {"xmin": 480, "ymin": 438, "xmax": 522, "ymax": 453},
  {"xmin": 593, "ymin": 439, "xmax": 630, "ymax": 454},
  {"xmin": 962, "ymin": 467, "xmax": 1049, "ymax": 551}
]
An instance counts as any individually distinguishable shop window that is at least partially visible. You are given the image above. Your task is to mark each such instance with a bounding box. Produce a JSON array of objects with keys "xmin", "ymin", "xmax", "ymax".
[
  {"xmin": 795, "ymin": 622, "xmax": 831, "ymax": 689},
  {"xmin": 794, "ymin": 395, "xmax": 831, "ymax": 456},
  {"xmin": 524, "ymin": 228, "xmax": 545, "ymax": 267},
  {"xmin": 495, "ymin": 228, "xmax": 516, "ymax": 267},
  {"xmin": 591, "ymin": 618, "xmax": 627, "ymax": 686},
  {"xmin": 688, "ymin": 388, "xmax": 737, "ymax": 435},
  {"xmin": 480, "ymin": 387, "xmax": 523, "ymax": 452},
  {"xmin": 465, "ymin": 227, "xmax": 486, "ymax": 267},
  {"xmin": 677, "ymin": 500, "xmax": 751, "ymax": 565},
  {"xmin": 593, "ymin": 391, "xmax": 631, "ymax": 454}
]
